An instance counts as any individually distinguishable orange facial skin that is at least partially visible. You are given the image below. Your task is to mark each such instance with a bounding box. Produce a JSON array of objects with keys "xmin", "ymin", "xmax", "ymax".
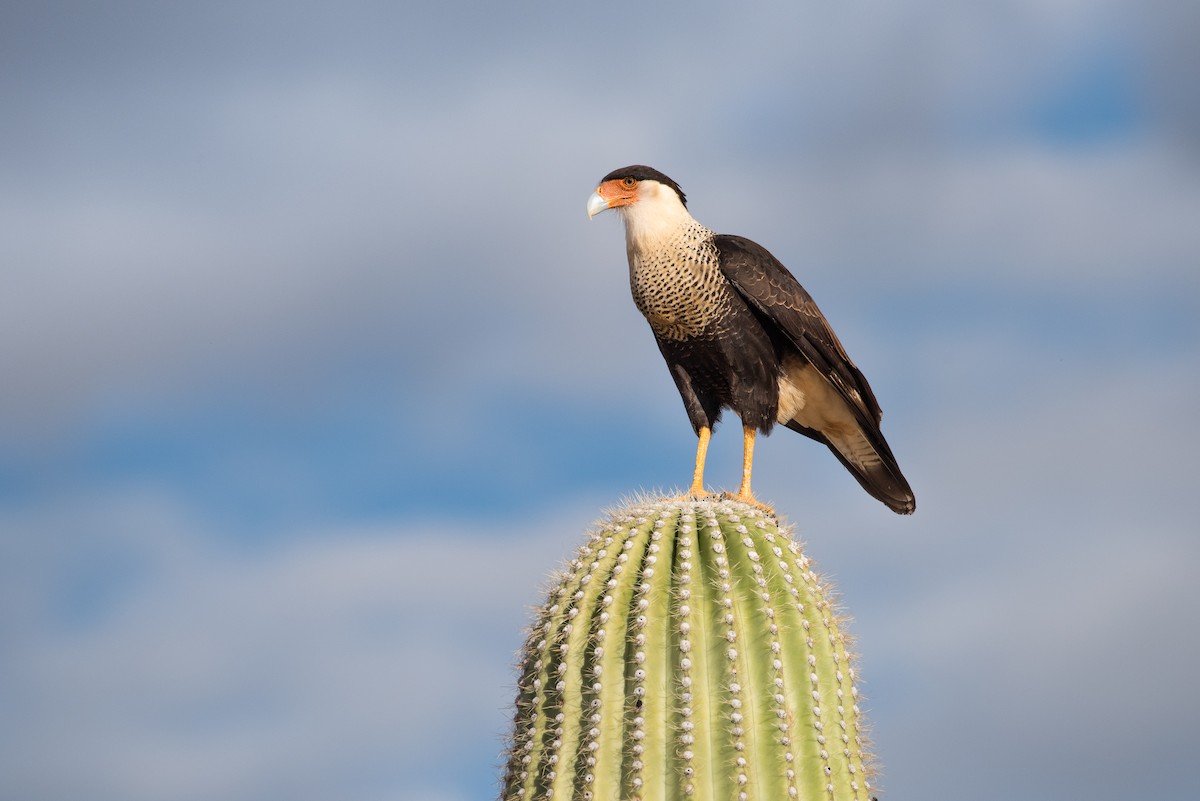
[{"xmin": 595, "ymin": 177, "xmax": 640, "ymax": 209}]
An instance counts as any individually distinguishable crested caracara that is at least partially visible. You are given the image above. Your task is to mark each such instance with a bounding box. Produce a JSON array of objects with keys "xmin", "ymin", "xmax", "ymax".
[{"xmin": 587, "ymin": 165, "xmax": 915, "ymax": 514}]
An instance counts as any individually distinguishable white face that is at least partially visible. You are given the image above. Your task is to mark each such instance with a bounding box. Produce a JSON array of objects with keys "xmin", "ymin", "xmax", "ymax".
[{"xmin": 614, "ymin": 180, "xmax": 695, "ymax": 251}]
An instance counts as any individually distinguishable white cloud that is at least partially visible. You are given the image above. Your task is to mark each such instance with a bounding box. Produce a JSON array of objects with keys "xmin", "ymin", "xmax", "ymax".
[
  {"xmin": 0, "ymin": 488, "xmax": 610, "ymax": 801},
  {"xmin": 860, "ymin": 530, "xmax": 1199, "ymax": 801},
  {"xmin": 3, "ymin": 1, "xmax": 1197, "ymax": 443}
]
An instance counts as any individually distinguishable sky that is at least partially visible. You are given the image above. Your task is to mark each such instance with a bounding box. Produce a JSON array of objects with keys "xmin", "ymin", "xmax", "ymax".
[{"xmin": 1, "ymin": 2, "xmax": 1198, "ymax": 800}]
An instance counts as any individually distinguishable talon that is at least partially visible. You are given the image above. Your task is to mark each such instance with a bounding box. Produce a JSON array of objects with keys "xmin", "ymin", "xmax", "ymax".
[{"xmin": 726, "ymin": 489, "xmax": 774, "ymax": 512}]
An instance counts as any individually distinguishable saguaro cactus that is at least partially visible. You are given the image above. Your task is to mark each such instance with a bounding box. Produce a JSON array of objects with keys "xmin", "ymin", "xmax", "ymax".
[{"xmin": 500, "ymin": 496, "xmax": 874, "ymax": 801}]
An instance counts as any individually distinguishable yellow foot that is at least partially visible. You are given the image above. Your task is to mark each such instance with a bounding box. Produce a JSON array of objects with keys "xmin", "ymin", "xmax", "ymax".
[
  {"xmin": 672, "ymin": 484, "xmax": 712, "ymax": 503},
  {"xmin": 722, "ymin": 490, "xmax": 775, "ymax": 513}
]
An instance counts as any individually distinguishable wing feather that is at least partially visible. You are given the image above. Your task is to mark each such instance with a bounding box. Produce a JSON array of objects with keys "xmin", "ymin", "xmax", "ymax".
[{"xmin": 713, "ymin": 234, "xmax": 883, "ymax": 428}]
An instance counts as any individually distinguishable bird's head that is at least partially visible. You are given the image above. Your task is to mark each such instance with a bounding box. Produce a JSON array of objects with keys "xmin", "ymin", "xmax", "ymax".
[
  {"xmin": 587, "ymin": 166, "xmax": 692, "ymax": 246},
  {"xmin": 587, "ymin": 165, "xmax": 688, "ymax": 219}
]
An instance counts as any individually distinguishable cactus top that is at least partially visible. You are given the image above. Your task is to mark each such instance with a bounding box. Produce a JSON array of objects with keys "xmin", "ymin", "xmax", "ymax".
[{"xmin": 500, "ymin": 496, "xmax": 875, "ymax": 801}]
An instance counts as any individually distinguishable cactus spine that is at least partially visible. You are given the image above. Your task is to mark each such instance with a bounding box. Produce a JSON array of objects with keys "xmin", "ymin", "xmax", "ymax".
[{"xmin": 500, "ymin": 497, "xmax": 873, "ymax": 801}]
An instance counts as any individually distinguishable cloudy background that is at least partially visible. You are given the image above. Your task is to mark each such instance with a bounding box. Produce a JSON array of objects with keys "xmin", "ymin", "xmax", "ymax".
[{"xmin": 2, "ymin": 2, "xmax": 1197, "ymax": 800}]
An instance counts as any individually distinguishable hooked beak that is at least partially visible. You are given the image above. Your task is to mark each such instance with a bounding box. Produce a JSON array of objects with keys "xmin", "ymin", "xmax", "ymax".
[{"xmin": 586, "ymin": 190, "xmax": 610, "ymax": 220}]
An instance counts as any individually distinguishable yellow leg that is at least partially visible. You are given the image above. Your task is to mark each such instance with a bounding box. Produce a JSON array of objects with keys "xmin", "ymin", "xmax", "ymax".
[
  {"xmin": 685, "ymin": 426, "xmax": 712, "ymax": 498},
  {"xmin": 733, "ymin": 425, "xmax": 771, "ymax": 510}
]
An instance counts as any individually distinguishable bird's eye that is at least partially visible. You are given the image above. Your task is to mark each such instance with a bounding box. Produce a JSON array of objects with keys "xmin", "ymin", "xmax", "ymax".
[{"xmin": 622, "ymin": 177, "xmax": 636, "ymax": 188}]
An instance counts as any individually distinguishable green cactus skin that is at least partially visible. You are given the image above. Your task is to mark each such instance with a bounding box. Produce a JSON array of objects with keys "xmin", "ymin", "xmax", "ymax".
[{"xmin": 500, "ymin": 497, "xmax": 874, "ymax": 801}]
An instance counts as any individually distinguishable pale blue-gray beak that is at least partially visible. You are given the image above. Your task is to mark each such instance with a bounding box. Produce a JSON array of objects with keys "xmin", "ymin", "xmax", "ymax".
[{"xmin": 586, "ymin": 190, "xmax": 610, "ymax": 219}]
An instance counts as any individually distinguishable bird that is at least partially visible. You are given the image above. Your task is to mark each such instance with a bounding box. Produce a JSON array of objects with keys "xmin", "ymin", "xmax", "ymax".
[{"xmin": 586, "ymin": 165, "xmax": 915, "ymax": 514}]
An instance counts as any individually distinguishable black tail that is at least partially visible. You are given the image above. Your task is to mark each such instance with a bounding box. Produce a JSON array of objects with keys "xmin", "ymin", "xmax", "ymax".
[{"xmin": 785, "ymin": 422, "xmax": 916, "ymax": 515}]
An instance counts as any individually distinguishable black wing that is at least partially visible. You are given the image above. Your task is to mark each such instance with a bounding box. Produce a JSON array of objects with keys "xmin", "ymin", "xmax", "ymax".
[
  {"xmin": 713, "ymin": 234, "xmax": 883, "ymax": 428},
  {"xmin": 715, "ymin": 234, "xmax": 915, "ymax": 514}
]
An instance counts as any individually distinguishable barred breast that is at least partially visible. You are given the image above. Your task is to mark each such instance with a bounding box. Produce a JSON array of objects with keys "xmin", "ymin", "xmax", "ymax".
[{"xmin": 628, "ymin": 221, "xmax": 732, "ymax": 342}]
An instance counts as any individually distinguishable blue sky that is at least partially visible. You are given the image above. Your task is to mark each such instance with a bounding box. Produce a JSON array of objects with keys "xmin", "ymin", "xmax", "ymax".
[{"xmin": 2, "ymin": 3, "xmax": 1198, "ymax": 800}]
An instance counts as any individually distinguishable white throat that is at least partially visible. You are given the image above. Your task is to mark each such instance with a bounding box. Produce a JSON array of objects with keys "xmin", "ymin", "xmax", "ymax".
[{"xmin": 617, "ymin": 181, "xmax": 699, "ymax": 255}]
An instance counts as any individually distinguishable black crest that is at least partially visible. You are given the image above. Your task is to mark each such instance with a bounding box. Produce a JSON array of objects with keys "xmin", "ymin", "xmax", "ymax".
[{"xmin": 600, "ymin": 165, "xmax": 687, "ymax": 207}]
